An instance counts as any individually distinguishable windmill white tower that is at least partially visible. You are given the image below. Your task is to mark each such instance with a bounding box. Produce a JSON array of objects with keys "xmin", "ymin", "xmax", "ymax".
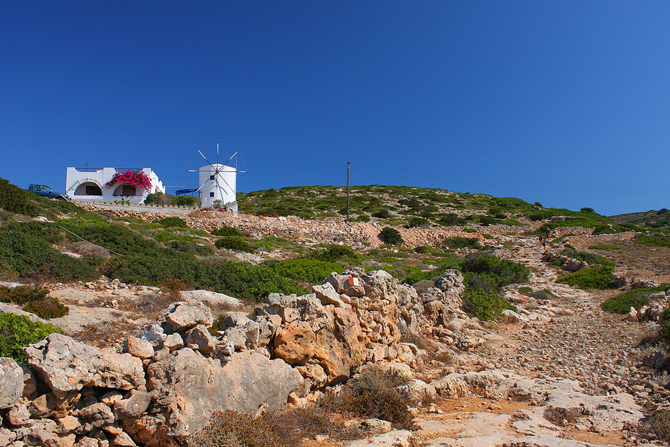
[{"xmin": 189, "ymin": 143, "xmax": 246, "ymax": 210}]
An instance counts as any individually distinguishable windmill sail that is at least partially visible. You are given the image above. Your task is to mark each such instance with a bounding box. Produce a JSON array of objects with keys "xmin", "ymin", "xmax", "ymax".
[{"xmin": 189, "ymin": 143, "xmax": 246, "ymax": 209}]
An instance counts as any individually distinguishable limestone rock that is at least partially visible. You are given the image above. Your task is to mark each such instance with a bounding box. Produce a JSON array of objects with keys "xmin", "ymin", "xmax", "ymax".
[
  {"xmin": 114, "ymin": 390, "xmax": 152, "ymax": 420},
  {"xmin": 185, "ymin": 324, "xmax": 219, "ymax": 355},
  {"xmin": 126, "ymin": 336, "xmax": 154, "ymax": 360},
  {"xmin": 163, "ymin": 333, "xmax": 184, "ymax": 352},
  {"xmin": 312, "ymin": 282, "xmax": 346, "ymax": 307},
  {"xmin": 164, "ymin": 301, "xmax": 213, "ymax": 332},
  {"xmin": 24, "ymin": 334, "xmax": 145, "ymax": 397},
  {"xmin": 143, "ymin": 348, "xmax": 303, "ymax": 443},
  {"xmin": 0, "ymin": 357, "xmax": 24, "ymax": 409}
]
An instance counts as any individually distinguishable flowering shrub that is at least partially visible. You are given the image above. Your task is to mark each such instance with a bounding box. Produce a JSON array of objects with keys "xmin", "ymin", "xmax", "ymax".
[{"xmin": 106, "ymin": 170, "xmax": 152, "ymax": 189}]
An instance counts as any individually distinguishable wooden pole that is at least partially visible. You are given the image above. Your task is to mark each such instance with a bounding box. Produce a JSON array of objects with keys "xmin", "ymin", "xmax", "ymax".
[{"xmin": 347, "ymin": 162, "xmax": 350, "ymax": 222}]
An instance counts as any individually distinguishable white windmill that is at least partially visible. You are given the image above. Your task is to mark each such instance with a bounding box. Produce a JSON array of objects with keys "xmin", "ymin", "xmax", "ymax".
[{"xmin": 189, "ymin": 143, "xmax": 246, "ymax": 210}]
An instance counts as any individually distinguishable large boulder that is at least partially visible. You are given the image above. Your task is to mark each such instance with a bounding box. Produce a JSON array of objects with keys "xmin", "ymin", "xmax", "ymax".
[
  {"xmin": 23, "ymin": 334, "xmax": 145, "ymax": 397},
  {"xmin": 164, "ymin": 301, "xmax": 213, "ymax": 333},
  {"xmin": 139, "ymin": 348, "xmax": 303, "ymax": 445},
  {"xmin": 0, "ymin": 357, "xmax": 24, "ymax": 409}
]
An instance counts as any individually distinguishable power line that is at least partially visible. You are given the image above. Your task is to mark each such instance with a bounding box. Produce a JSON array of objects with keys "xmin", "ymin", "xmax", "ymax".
[{"xmin": 0, "ymin": 137, "xmax": 50, "ymax": 185}]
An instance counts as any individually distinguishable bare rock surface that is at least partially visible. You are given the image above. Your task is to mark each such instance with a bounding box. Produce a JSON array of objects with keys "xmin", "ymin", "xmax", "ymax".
[
  {"xmin": 0, "ymin": 358, "xmax": 23, "ymax": 409},
  {"xmin": 24, "ymin": 333, "xmax": 145, "ymax": 397},
  {"xmin": 141, "ymin": 348, "xmax": 303, "ymax": 443}
]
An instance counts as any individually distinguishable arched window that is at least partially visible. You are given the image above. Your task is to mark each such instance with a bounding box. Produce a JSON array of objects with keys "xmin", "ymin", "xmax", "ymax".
[{"xmin": 74, "ymin": 182, "xmax": 102, "ymax": 196}]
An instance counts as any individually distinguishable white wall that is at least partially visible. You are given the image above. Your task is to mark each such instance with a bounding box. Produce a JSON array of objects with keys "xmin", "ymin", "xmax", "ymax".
[
  {"xmin": 65, "ymin": 167, "xmax": 165, "ymax": 204},
  {"xmin": 198, "ymin": 164, "xmax": 237, "ymax": 208}
]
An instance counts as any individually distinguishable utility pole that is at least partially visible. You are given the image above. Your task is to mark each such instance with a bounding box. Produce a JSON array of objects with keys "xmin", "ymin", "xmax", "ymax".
[{"xmin": 347, "ymin": 162, "xmax": 350, "ymax": 222}]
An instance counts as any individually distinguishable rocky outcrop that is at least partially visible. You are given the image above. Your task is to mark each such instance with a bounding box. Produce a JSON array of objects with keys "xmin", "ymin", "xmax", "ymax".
[
  {"xmin": 139, "ymin": 349, "xmax": 303, "ymax": 444},
  {"xmin": 24, "ymin": 334, "xmax": 146, "ymax": 397},
  {"xmin": 0, "ymin": 358, "xmax": 23, "ymax": 409}
]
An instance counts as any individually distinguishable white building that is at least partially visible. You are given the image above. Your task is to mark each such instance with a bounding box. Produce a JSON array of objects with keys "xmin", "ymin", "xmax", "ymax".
[
  {"xmin": 198, "ymin": 163, "xmax": 237, "ymax": 209},
  {"xmin": 65, "ymin": 167, "xmax": 165, "ymax": 204}
]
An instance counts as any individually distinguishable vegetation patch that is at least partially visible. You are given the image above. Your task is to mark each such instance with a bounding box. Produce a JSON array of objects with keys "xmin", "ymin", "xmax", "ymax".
[
  {"xmin": 0, "ymin": 286, "xmax": 69, "ymax": 319},
  {"xmin": 215, "ymin": 236, "xmax": 254, "ymax": 253},
  {"xmin": 639, "ymin": 410, "xmax": 670, "ymax": 443},
  {"xmin": 211, "ymin": 226, "xmax": 245, "ymax": 237},
  {"xmin": 636, "ymin": 234, "xmax": 670, "ymax": 248},
  {"xmin": 443, "ymin": 237, "xmax": 482, "ymax": 250},
  {"xmin": 601, "ymin": 285, "xmax": 669, "ymax": 314},
  {"xmin": 337, "ymin": 366, "xmax": 416, "ymax": 430},
  {"xmin": 155, "ymin": 217, "xmax": 187, "ymax": 228},
  {"xmin": 0, "ymin": 313, "xmax": 61, "ymax": 363},
  {"xmin": 0, "ymin": 178, "xmax": 39, "ymax": 216},
  {"xmin": 268, "ymin": 259, "xmax": 344, "ymax": 284},
  {"xmin": 557, "ymin": 266, "xmax": 615, "ymax": 290},
  {"xmin": 380, "ymin": 227, "xmax": 403, "ymax": 245}
]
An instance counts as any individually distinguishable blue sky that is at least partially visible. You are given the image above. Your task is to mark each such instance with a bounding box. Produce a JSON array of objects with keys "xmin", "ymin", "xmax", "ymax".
[{"xmin": 1, "ymin": 1, "xmax": 669, "ymax": 216}]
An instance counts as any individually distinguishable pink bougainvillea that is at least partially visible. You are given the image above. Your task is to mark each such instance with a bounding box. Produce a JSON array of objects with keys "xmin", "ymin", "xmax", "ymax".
[{"xmin": 106, "ymin": 170, "xmax": 152, "ymax": 189}]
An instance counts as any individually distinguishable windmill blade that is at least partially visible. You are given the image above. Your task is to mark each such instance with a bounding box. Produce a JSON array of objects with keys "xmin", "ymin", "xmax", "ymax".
[
  {"xmin": 198, "ymin": 149, "xmax": 215, "ymax": 168},
  {"xmin": 220, "ymin": 175, "xmax": 234, "ymax": 192},
  {"xmin": 196, "ymin": 178, "xmax": 212, "ymax": 192},
  {"xmin": 222, "ymin": 151, "xmax": 239, "ymax": 167},
  {"xmin": 216, "ymin": 142, "xmax": 220, "ymax": 166}
]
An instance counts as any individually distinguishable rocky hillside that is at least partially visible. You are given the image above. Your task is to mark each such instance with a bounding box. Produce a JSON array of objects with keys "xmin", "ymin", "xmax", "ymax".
[
  {"xmin": 611, "ymin": 208, "xmax": 670, "ymax": 229},
  {"xmin": 2, "ymin": 177, "xmax": 670, "ymax": 446}
]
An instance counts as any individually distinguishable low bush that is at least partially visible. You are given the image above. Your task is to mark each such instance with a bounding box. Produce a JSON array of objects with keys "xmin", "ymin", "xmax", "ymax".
[
  {"xmin": 437, "ymin": 213, "xmax": 467, "ymax": 226},
  {"xmin": 0, "ymin": 178, "xmax": 39, "ymax": 216},
  {"xmin": 463, "ymin": 288, "xmax": 516, "ymax": 320},
  {"xmin": 443, "ymin": 237, "xmax": 482, "ymax": 250},
  {"xmin": 269, "ymin": 259, "xmax": 344, "ymax": 284},
  {"xmin": 557, "ymin": 266, "xmax": 616, "ymax": 290},
  {"xmin": 372, "ymin": 209, "xmax": 390, "ymax": 219},
  {"xmin": 102, "ymin": 256, "xmax": 306, "ymax": 302},
  {"xmin": 0, "ymin": 313, "xmax": 61, "ymax": 363},
  {"xmin": 639, "ymin": 410, "xmax": 670, "ymax": 443},
  {"xmin": 173, "ymin": 195, "xmax": 201, "ymax": 207},
  {"xmin": 187, "ymin": 410, "xmax": 286, "ymax": 447},
  {"xmin": 601, "ymin": 285, "xmax": 669, "ymax": 314},
  {"xmin": 636, "ymin": 234, "xmax": 670, "ymax": 248},
  {"xmin": 380, "ymin": 227, "xmax": 403, "ymax": 245},
  {"xmin": 338, "ymin": 366, "xmax": 415, "ymax": 430},
  {"xmin": 408, "ymin": 217, "xmax": 429, "ymax": 228},
  {"xmin": 165, "ymin": 239, "xmax": 214, "ymax": 256},
  {"xmin": 0, "ymin": 222, "xmax": 100, "ymax": 282},
  {"xmin": 215, "ymin": 236, "xmax": 254, "ymax": 253},
  {"xmin": 310, "ymin": 245, "xmax": 358, "ymax": 263},
  {"xmin": 155, "ymin": 217, "xmax": 187, "ymax": 228},
  {"xmin": 525, "ymin": 289, "xmax": 554, "ymax": 301},
  {"xmin": 211, "ymin": 226, "xmax": 245, "ymax": 237},
  {"xmin": 0, "ymin": 286, "xmax": 69, "ymax": 319}
]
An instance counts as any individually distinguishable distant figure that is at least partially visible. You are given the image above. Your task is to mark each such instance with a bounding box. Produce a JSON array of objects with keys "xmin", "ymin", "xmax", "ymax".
[{"xmin": 538, "ymin": 234, "xmax": 543, "ymax": 246}]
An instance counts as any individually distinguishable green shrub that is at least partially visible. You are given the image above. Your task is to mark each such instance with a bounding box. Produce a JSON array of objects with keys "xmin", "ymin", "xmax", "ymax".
[
  {"xmin": 165, "ymin": 239, "xmax": 214, "ymax": 256},
  {"xmin": 269, "ymin": 259, "xmax": 344, "ymax": 284},
  {"xmin": 0, "ymin": 178, "xmax": 39, "ymax": 216},
  {"xmin": 463, "ymin": 288, "xmax": 516, "ymax": 320},
  {"xmin": 380, "ymin": 227, "xmax": 403, "ymax": 245},
  {"xmin": 215, "ymin": 236, "xmax": 254, "ymax": 253},
  {"xmin": 443, "ymin": 237, "xmax": 482, "ymax": 250},
  {"xmin": 0, "ymin": 313, "xmax": 61, "ymax": 363},
  {"xmin": 461, "ymin": 253, "xmax": 530, "ymax": 289},
  {"xmin": 173, "ymin": 196, "xmax": 201, "ymax": 207},
  {"xmin": 601, "ymin": 285, "xmax": 669, "ymax": 314},
  {"xmin": 0, "ymin": 223, "xmax": 100, "ymax": 282},
  {"xmin": 408, "ymin": 217, "xmax": 429, "ymax": 228},
  {"xmin": 23, "ymin": 298, "xmax": 69, "ymax": 319},
  {"xmin": 211, "ymin": 226, "xmax": 245, "ymax": 237},
  {"xmin": 636, "ymin": 234, "xmax": 670, "ymax": 248},
  {"xmin": 526, "ymin": 289, "xmax": 554, "ymax": 301},
  {"xmin": 478, "ymin": 216, "xmax": 497, "ymax": 226},
  {"xmin": 372, "ymin": 209, "xmax": 390, "ymax": 219},
  {"xmin": 0, "ymin": 286, "xmax": 69, "ymax": 319},
  {"xmin": 437, "ymin": 213, "xmax": 467, "ymax": 226},
  {"xmin": 310, "ymin": 245, "xmax": 358, "ymax": 263},
  {"xmin": 155, "ymin": 217, "xmax": 187, "ymax": 228},
  {"xmin": 557, "ymin": 266, "xmax": 615, "ymax": 290},
  {"xmin": 102, "ymin": 256, "xmax": 306, "ymax": 302}
]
